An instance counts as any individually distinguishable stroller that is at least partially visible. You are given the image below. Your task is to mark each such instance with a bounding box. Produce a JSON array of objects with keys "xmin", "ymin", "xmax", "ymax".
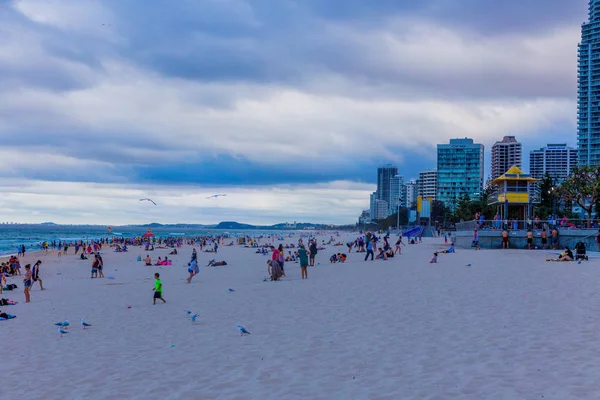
[{"xmin": 575, "ymin": 242, "xmax": 589, "ymax": 261}]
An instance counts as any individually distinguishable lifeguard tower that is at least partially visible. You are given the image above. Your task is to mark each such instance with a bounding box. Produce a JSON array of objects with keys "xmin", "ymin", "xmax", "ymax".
[{"xmin": 489, "ymin": 166, "xmax": 539, "ymax": 226}]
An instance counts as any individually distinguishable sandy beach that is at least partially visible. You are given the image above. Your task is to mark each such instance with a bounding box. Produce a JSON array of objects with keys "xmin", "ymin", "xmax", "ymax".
[{"xmin": 3, "ymin": 232, "xmax": 600, "ymax": 399}]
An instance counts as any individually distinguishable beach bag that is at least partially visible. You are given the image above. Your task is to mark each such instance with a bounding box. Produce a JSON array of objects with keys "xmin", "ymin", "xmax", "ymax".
[{"xmin": 471, "ymin": 241, "xmax": 476, "ymax": 247}]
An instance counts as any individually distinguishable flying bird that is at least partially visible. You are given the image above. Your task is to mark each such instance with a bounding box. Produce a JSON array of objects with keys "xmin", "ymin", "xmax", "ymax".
[
  {"xmin": 58, "ymin": 326, "xmax": 69, "ymax": 337},
  {"xmin": 81, "ymin": 319, "xmax": 92, "ymax": 329},
  {"xmin": 206, "ymin": 194, "xmax": 226, "ymax": 199},
  {"xmin": 236, "ymin": 324, "xmax": 251, "ymax": 336},
  {"xmin": 140, "ymin": 198, "xmax": 157, "ymax": 205}
]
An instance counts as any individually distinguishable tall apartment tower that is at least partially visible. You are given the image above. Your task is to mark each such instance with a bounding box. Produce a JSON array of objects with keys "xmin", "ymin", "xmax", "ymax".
[
  {"xmin": 491, "ymin": 136, "xmax": 522, "ymax": 179},
  {"xmin": 578, "ymin": 0, "xmax": 600, "ymax": 165},
  {"xmin": 376, "ymin": 165, "xmax": 398, "ymax": 216},
  {"xmin": 418, "ymin": 170, "xmax": 438, "ymax": 200},
  {"xmin": 389, "ymin": 175, "xmax": 405, "ymax": 215},
  {"xmin": 403, "ymin": 181, "xmax": 418, "ymax": 209},
  {"xmin": 529, "ymin": 143, "xmax": 578, "ymax": 182},
  {"xmin": 437, "ymin": 138, "xmax": 484, "ymax": 208}
]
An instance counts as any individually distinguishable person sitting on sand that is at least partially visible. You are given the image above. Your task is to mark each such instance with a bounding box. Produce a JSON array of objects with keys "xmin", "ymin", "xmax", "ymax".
[
  {"xmin": 80, "ymin": 253, "xmax": 88, "ymax": 260},
  {"xmin": 375, "ymin": 248, "xmax": 387, "ymax": 260},
  {"xmin": 330, "ymin": 254, "xmax": 338, "ymax": 263},
  {"xmin": 155, "ymin": 257, "xmax": 162, "ymax": 266},
  {"xmin": 336, "ymin": 253, "xmax": 347, "ymax": 263},
  {"xmin": 430, "ymin": 252, "xmax": 438, "ymax": 264},
  {"xmin": 546, "ymin": 246, "xmax": 574, "ymax": 262},
  {"xmin": 169, "ymin": 248, "xmax": 177, "ymax": 255},
  {"xmin": 145, "ymin": 255, "xmax": 152, "ymax": 266},
  {"xmin": 442, "ymin": 243, "xmax": 456, "ymax": 254},
  {"xmin": 385, "ymin": 248, "xmax": 394, "ymax": 258}
]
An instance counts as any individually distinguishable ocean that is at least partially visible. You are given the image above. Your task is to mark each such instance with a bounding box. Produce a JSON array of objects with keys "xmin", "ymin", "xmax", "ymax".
[{"xmin": 0, "ymin": 225, "xmax": 294, "ymax": 255}]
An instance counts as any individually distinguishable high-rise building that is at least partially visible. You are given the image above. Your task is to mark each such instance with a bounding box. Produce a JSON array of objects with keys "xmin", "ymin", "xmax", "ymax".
[
  {"xmin": 389, "ymin": 175, "xmax": 405, "ymax": 215},
  {"xmin": 418, "ymin": 170, "xmax": 438, "ymax": 200},
  {"xmin": 376, "ymin": 164, "xmax": 398, "ymax": 211},
  {"xmin": 373, "ymin": 199, "xmax": 389, "ymax": 220},
  {"xmin": 437, "ymin": 138, "xmax": 484, "ymax": 208},
  {"xmin": 403, "ymin": 181, "xmax": 418, "ymax": 209},
  {"xmin": 529, "ymin": 143, "xmax": 578, "ymax": 181},
  {"xmin": 578, "ymin": 1, "xmax": 600, "ymax": 166},
  {"xmin": 369, "ymin": 192, "xmax": 377, "ymax": 221},
  {"xmin": 491, "ymin": 136, "xmax": 522, "ymax": 180}
]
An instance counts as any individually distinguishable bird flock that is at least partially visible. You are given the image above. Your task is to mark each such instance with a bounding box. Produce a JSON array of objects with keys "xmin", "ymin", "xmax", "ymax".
[{"xmin": 55, "ymin": 319, "xmax": 92, "ymax": 337}]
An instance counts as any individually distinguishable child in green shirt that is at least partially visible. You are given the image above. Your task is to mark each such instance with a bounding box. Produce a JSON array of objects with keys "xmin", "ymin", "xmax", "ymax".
[{"xmin": 152, "ymin": 273, "xmax": 166, "ymax": 305}]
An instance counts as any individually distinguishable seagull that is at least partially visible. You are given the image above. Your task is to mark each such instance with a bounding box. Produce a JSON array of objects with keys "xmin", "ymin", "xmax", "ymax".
[
  {"xmin": 466, "ymin": 263, "xmax": 472, "ymax": 267},
  {"xmin": 184, "ymin": 310, "xmax": 192, "ymax": 316},
  {"xmin": 206, "ymin": 194, "xmax": 226, "ymax": 199},
  {"xmin": 236, "ymin": 324, "xmax": 251, "ymax": 336},
  {"xmin": 228, "ymin": 288, "xmax": 235, "ymax": 292},
  {"xmin": 58, "ymin": 326, "xmax": 69, "ymax": 337},
  {"xmin": 140, "ymin": 198, "xmax": 157, "ymax": 205},
  {"xmin": 190, "ymin": 314, "xmax": 199, "ymax": 323},
  {"xmin": 55, "ymin": 320, "xmax": 69, "ymax": 328},
  {"xmin": 81, "ymin": 319, "xmax": 92, "ymax": 329}
]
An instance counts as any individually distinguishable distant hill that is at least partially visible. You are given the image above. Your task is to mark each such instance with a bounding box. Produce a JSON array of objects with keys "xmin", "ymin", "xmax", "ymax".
[{"xmin": 130, "ymin": 221, "xmax": 337, "ymax": 230}]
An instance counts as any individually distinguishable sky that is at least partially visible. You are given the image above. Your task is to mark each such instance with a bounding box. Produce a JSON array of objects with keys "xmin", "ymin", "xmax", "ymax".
[{"xmin": 0, "ymin": 0, "xmax": 587, "ymax": 225}]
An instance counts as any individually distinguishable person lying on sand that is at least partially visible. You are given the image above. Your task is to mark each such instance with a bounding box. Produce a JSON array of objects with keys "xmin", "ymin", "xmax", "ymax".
[
  {"xmin": 546, "ymin": 247, "xmax": 574, "ymax": 262},
  {"xmin": 206, "ymin": 260, "xmax": 227, "ymax": 267},
  {"xmin": 441, "ymin": 244, "xmax": 456, "ymax": 254}
]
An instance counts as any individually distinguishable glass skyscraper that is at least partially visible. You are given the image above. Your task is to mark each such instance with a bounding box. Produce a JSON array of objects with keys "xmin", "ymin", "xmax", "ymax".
[
  {"xmin": 578, "ymin": 0, "xmax": 600, "ymax": 165},
  {"xmin": 436, "ymin": 138, "xmax": 484, "ymax": 209}
]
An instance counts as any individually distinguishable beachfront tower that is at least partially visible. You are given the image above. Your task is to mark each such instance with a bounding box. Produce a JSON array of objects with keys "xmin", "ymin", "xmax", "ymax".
[
  {"xmin": 491, "ymin": 136, "xmax": 522, "ymax": 181},
  {"xmin": 578, "ymin": 0, "xmax": 600, "ymax": 166},
  {"xmin": 489, "ymin": 166, "xmax": 539, "ymax": 225},
  {"xmin": 436, "ymin": 138, "xmax": 484, "ymax": 209},
  {"xmin": 529, "ymin": 143, "xmax": 578, "ymax": 182},
  {"xmin": 376, "ymin": 165, "xmax": 399, "ymax": 217},
  {"xmin": 418, "ymin": 170, "xmax": 438, "ymax": 201}
]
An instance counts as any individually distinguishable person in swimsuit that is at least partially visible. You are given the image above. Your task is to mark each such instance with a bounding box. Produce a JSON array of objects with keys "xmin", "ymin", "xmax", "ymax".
[
  {"xmin": 31, "ymin": 260, "xmax": 44, "ymax": 290},
  {"xmin": 502, "ymin": 229, "xmax": 509, "ymax": 249},
  {"xmin": 23, "ymin": 264, "xmax": 32, "ymax": 303},
  {"xmin": 527, "ymin": 230, "xmax": 533, "ymax": 249},
  {"xmin": 97, "ymin": 254, "xmax": 104, "ymax": 278},
  {"xmin": 541, "ymin": 229, "xmax": 547, "ymax": 250}
]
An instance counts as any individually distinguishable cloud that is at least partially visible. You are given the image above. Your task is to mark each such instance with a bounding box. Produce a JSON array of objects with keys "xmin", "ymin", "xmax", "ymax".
[
  {"xmin": 0, "ymin": 179, "xmax": 373, "ymax": 225},
  {"xmin": 0, "ymin": 0, "xmax": 583, "ymax": 223}
]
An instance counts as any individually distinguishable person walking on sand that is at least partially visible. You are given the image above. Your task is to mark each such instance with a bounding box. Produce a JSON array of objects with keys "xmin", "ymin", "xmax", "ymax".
[
  {"xmin": 309, "ymin": 240, "xmax": 317, "ymax": 266},
  {"xmin": 395, "ymin": 236, "xmax": 403, "ymax": 255},
  {"xmin": 97, "ymin": 254, "xmax": 104, "ymax": 278},
  {"xmin": 31, "ymin": 260, "xmax": 44, "ymax": 290},
  {"xmin": 298, "ymin": 245, "xmax": 309, "ymax": 279},
  {"xmin": 91, "ymin": 255, "xmax": 99, "ymax": 278},
  {"xmin": 364, "ymin": 237, "xmax": 375, "ymax": 261},
  {"xmin": 23, "ymin": 264, "xmax": 32, "ymax": 303},
  {"xmin": 153, "ymin": 273, "xmax": 166, "ymax": 304},
  {"xmin": 186, "ymin": 257, "xmax": 199, "ymax": 284}
]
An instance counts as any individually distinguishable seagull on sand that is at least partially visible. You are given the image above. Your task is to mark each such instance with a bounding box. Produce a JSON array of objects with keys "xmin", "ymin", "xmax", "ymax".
[
  {"xmin": 58, "ymin": 326, "xmax": 69, "ymax": 337},
  {"xmin": 236, "ymin": 324, "xmax": 251, "ymax": 336},
  {"xmin": 55, "ymin": 320, "xmax": 69, "ymax": 328},
  {"xmin": 81, "ymin": 319, "xmax": 92, "ymax": 329},
  {"xmin": 228, "ymin": 288, "xmax": 235, "ymax": 292},
  {"xmin": 206, "ymin": 194, "xmax": 226, "ymax": 199},
  {"xmin": 140, "ymin": 198, "xmax": 157, "ymax": 205},
  {"xmin": 190, "ymin": 314, "xmax": 199, "ymax": 323},
  {"xmin": 184, "ymin": 310, "xmax": 192, "ymax": 316}
]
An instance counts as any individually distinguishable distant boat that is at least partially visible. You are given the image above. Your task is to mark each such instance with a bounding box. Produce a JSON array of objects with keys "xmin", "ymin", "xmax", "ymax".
[
  {"xmin": 111, "ymin": 232, "xmax": 123, "ymax": 236},
  {"xmin": 168, "ymin": 233, "xmax": 185, "ymax": 235}
]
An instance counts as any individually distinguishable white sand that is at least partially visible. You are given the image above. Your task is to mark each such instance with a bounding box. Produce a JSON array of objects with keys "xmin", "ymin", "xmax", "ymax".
[{"xmin": 3, "ymin": 234, "xmax": 600, "ymax": 399}]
